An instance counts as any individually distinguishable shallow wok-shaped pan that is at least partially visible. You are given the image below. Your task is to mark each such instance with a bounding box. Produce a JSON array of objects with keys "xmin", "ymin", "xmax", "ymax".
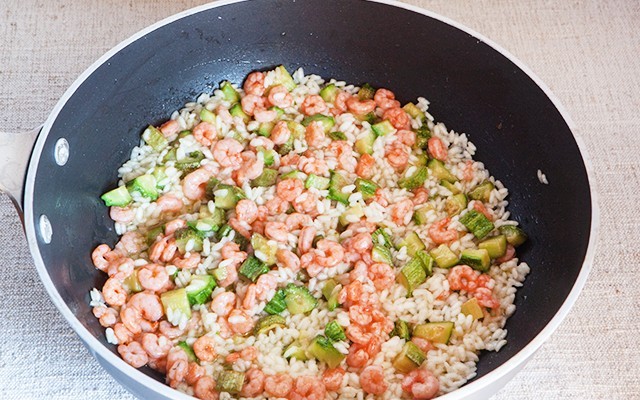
[{"xmin": 1, "ymin": 0, "xmax": 597, "ymax": 398}]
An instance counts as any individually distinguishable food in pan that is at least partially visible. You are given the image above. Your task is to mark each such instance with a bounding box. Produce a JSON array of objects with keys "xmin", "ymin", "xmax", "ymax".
[{"xmin": 91, "ymin": 65, "xmax": 529, "ymax": 399}]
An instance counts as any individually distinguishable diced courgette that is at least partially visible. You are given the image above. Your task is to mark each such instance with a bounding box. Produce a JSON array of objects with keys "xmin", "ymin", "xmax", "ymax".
[
  {"xmin": 371, "ymin": 244, "xmax": 393, "ymax": 266},
  {"xmin": 440, "ymin": 180, "xmax": 461, "ymax": 194},
  {"xmin": 413, "ymin": 204, "xmax": 434, "ymax": 225},
  {"xmin": 308, "ymin": 335, "xmax": 345, "ymax": 369},
  {"xmin": 255, "ymin": 314, "xmax": 286, "ymax": 335},
  {"xmin": 251, "ymin": 233, "xmax": 277, "ymax": 266},
  {"xmin": 397, "ymin": 257, "xmax": 427, "ymax": 296},
  {"xmin": 396, "ymin": 232, "xmax": 426, "ymax": 257},
  {"xmin": 320, "ymin": 83, "xmax": 339, "ymax": 103},
  {"xmin": 272, "ymin": 65, "xmax": 296, "ymax": 92},
  {"xmin": 327, "ymin": 170, "xmax": 351, "ymax": 205},
  {"xmin": 357, "ymin": 83, "xmax": 376, "ymax": 100},
  {"xmin": 468, "ymin": 180, "xmax": 495, "ymax": 203},
  {"xmin": 399, "ymin": 166, "xmax": 429, "ymax": 190},
  {"xmin": 123, "ymin": 269, "xmax": 143, "ymax": 293},
  {"xmin": 229, "ymin": 103, "xmax": 250, "ymax": 123},
  {"xmin": 429, "ymin": 244, "xmax": 458, "ymax": 269},
  {"xmin": 391, "ymin": 319, "xmax": 412, "ymax": 340},
  {"xmin": 372, "ymin": 228, "xmax": 393, "ymax": 249},
  {"xmin": 284, "ymin": 284, "xmax": 317, "ymax": 314},
  {"xmin": 264, "ymin": 288, "xmax": 287, "ymax": 315},
  {"xmin": 174, "ymin": 227, "xmax": 203, "ymax": 253},
  {"xmin": 216, "ymin": 370, "xmax": 245, "ymax": 394},
  {"xmin": 325, "ymin": 321, "xmax": 347, "ymax": 342},
  {"xmin": 461, "ymin": 297, "xmax": 484, "ymax": 320},
  {"xmin": 427, "ymin": 159, "xmax": 457, "ymax": 183},
  {"xmin": 185, "ymin": 275, "xmax": 216, "ymax": 305},
  {"xmin": 460, "ymin": 249, "xmax": 491, "ymax": 272},
  {"xmin": 498, "ymin": 225, "xmax": 528, "ymax": 247},
  {"xmin": 251, "ymin": 168, "xmax": 279, "ymax": 187},
  {"xmin": 160, "ymin": 288, "xmax": 192, "ymax": 322},
  {"xmin": 402, "ymin": 102, "xmax": 425, "ymax": 120},
  {"xmin": 200, "ymin": 108, "xmax": 216, "ymax": 124},
  {"xmin": 459, "ymin": 210, "xmax": 494, "ymax": 240},
  {"xmin": 327, "ymin": 131, "xmax": 347, "ymax": 141},
  {"xmin": 321, "ymin": 279, "xmax": 341, "ymax": 311},
  {"xmin": 371, "ymin": 120, "xmax": 395, "ymax": 136},
  {"xmin": 354, "ymin": 178, "xmax": 378, "ymax": 200},
  {"xmin": 393, "ymin": 341, "xmax": 426, "ymax": 373},
  {"xmin": 220, "ymin": 80, "xmax": 240, "ymax": 103},
  {"xmin": 415, "ymin": 250, "xmax": 435, "ymax": 276},
  {"xmin": 101, "ymin": 185, "xmax": 132, "ymax": 207},
  {"xmin": 479, "ymin": 235, "xmax": 507, "ymax": 258},
  {"xmin": 355, "ymin": 131, "xmax": 376, "ymax": 155},
  {"xmin": 177, "ymin": 341, "xmax": 198, "ymax": 362},
  {"xmin": 126, "ymin": 174, "xmax": 159, "ymax": 200},
  {"xmin": 413, "ymin": 322, "xmax": 454, "ymax": 344},
  {"xmin": 238, "ymin": 255, "xmax": 269, "ymax": 282},
  {"xmin": 214, "ymin": 184, "xmax": 246, "ymax": 210},
  {"xmin": 305, "ymin": 174, "xmax": 330, "ymax": 190},
  {"xmin": 175, "ymin": 151, "xmax": 205, "ymax": 173},
  {"xmin": 142, "ymin": 125, "xmax": 168, "ymax": 151},
  {"xmin": 444, "ymin": 193, "xmax": 468, "ymax": 216},
  {"xmin": 302, "ymin": 114, "xmax": 335, "ymax": 133}
]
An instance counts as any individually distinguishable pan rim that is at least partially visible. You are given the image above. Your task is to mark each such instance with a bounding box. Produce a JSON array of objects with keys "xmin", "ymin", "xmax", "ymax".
[{"xmin": 23, "ymin": 0, "xmax": 599, "ymax": 398}]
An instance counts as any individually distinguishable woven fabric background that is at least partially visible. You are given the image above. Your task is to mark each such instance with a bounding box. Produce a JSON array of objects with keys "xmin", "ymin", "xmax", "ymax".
[{"xmin": 1, "ymin": 0, "xmax": 639, "ymax": 398}]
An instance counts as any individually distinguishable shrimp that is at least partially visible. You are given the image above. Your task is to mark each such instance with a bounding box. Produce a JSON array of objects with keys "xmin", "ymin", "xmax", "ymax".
[
  {"xmin": 360, "ymin": 365, "xmax": 388, "ymax": 395},
  {"xmin": 193, "ymin": 335, "xmax": 217, "ymax": 362},
  {"xmin": 390, "ymin": 198, "xmax": 414, "ymax": 226},
  {"xmin": 141, "ymin": 333, "xmax": 172, "ymax": 358},
  {"xmin": 355, "ymin": 153, "xmax": 375, "ymax": 179},
  {"xmin": 215, "ymin": 105, "xmax": 233, "ymax": 125},
  {"xmin": 216, "ymin": 264, "xmax": 239, "ymax": 288},
  {"xmin": 368, "ymin": 262, "xmax": 395, "ymax": 291},
  {"xmin": 383, "ymin": 107, "xmax": 411, "ymax": 130},
  {"xmin": 285, "ymin": 212, "xmax": 312, "ymax": 230},
  {"xmin": 412, "ymin": 187, "xmax": 430, "ymax": 205},
  {"xmin": 292, "ymin": 191, "xmax": 319, "ymax": 216},
  {"xmin": 427, "ymin": 137, "xmax": 448, "ymax": 161},
  {"xmin": 193, "ymin": 121, "xmax": 217, "ymax": 147},
  {"xmin": 397, "ymin": 129, "xmax": 417, "ymax": 146},
  {"xmin": 240, "ymin": 346, "xmax": 258, "ymax": 361},
  {"xmin": 185, "ymin": 362, "xmax": 207, "ymax": 385},
  {"xmin": 166, "ymin": 348, "xmax": 189, "ymax": 387},
  {"xmin": 496, "ymin": 244, "xmax": 516, "ymax": 263},
  {"xmin": 401, "ymin": 368, "xmax": 440, "ymax": 400},
  {"xmin": 411, "ymin": 337, "xmax": 434, "ymax": 354},
  {"xmin": 138, "ymin": 263, "xmax": 170, "ymax": 291},
  {"xmin": 322, "ymin": 368, "xmax": 345, "ymax": 391},
  {"xmin": 221, "ymin": 242, "xmax": 247, "ymax": 263},
  {"xmin": 346, "ymin": 232, "xmax": 373, "ymax": 254},
  {"xmin": 327, "ymin": 140, "xmax": 357, "ymax": 173},
  {"xmin": 255, "ymin": 273, "xmax": 278, "ymax": 301},
  {"xmin": 297, "ymin": 226, "xmax": 316, "ymax": 255},
  {"xmin": 302, "ymin": 253, "xmax": 324, "ymax": 278},
  {"xmin": 182, "ymin": 167, "xmax": 213, "ymax": 200},
  {"xmin": 228, "ymin": 217, "xmax": 252, "ymax": 239},
  {"xmin": 159, "ymin": 320, "xmax": 185, "ymax": 339},
  {"xmin": 173, "ymin": 252, "xmax": 201, "ymax": 270},
  {"xmin": 270, "ymin": 120, "xmax": 291, "ymax": 145},
  {"xmin": 346, "ymin": 323, "xmax": 374, "ymax": 345},
  {"xmin": 110, "ymin": 206, "xmax": 135, "ymax": 223},
  {"xmin": 447, "ymin": 265, "xmax": 480, "ymax": 292},
  {"xmin": 371, "ymin": 188, "xmax": 389, "ymax": 207},
  {"xmin": 149, "ymin": 236, "xmax": 178, "ymax": 263},
  {"xmin": 92, "ymin": 244, "xmax": 114, "ymax": 272},
  {"xmin": 474, "ymin": 287, "xmax": 500, "ymax": 309},
  {"xmin": 118, "ymin": 341, "xmax": 148, "ymax": 368},
  {"xmin": 113, "ymin": 323, "xmax": 134, "ymax": 344},
  {"xmin": 462, "ymin": 160, "xmax": 475, "ymax": 181},
  {"xmin": 240, "ymin": 368, "xmax": 265, "ymax": 397},
  {"xmin": 242, "ymin": 284, "xmax": 258, "ymax": 310},
  {"xmin": 235, "ymin": 199, "xmax": 258, "ymax": 224},
  {"xmin": 159, "ymin": 119, "xmax": 180, "ymax": 137},
  {"xmin": 213, "ymin": 138, "xmax": 243, "ymax": 168},
  {"xmin": 244, "ymin": 71, "xmax": 265, "ymax": 96},
  {"xmin": 121, "ymin": 292, "xmax": 164, "ymax": 334},
  {"xmin": 305, "ymin": 121, "xmax": 326, "ymax": 148},
  {"xmin": 265, "ymin": 221, "xmax": 289, "ymax": 242},
  {"xmin": 209, "ymin": 291, "xmax": 236, "ymax": 317},
  {"xmin": 315, "ymin": 239, "xmax": 344, "ymax": 267},
  {"xmin": 289, "ymin": 376, "xmax": 326, "ymax": 400},
  {"xmin": 193, "ymin": 376, "xmax": 219, "ymax": 400},
  {"xmin": 300, "ymin": 94, "xmax": 328, "ymax": 115},
  {"xmin": 374, "ymin": 88, "xmax": 401, "ymax": 110},
  {"xmin": 164, "ymin": 217, "xmax": 185, "ymax": 235},
  {"xmin": 276, "ymin": 178, "xmax": 304, "ymax": 202},
  {"xmin": 349, "ymin": 304, "xmax": 374, "ymax": 326},
  {"xmin": 156, "ymin": 194, "xmax": 183, "ymax": 214},
  {"xmin": 428, "ymin": 217, "xmax": 458, "ymax": 244},
  {"xmin": 250, "ymin": 136, "xmax": 275, "ymax": 151},
  {"xmin": 267, "ymin": 84, "xmax": 293, "ymax": 108},
  {"xmin": 102, "ymin": 277, "xmax": 127, "ymax": 307},
  {"xmin": 254, "ymin": 107, "xmax": 278, "ymax": 123},
  {"xmin": 333, "ymin": 91, "xmax": 351, "ymax": 113},
  {"xmin": 227, "ymin": 309, "xmax": 254, "ymax": 335},
  {"xmin": 276, "ymin": 249, "xmax": 301, "ymax": 271},
  {"xmin": 114, "ymin": 231, "xmax": 145, "ymax": 255},
  {"xmin": 92, "ymin": 306, "xmax": 118, "ymax": 327},
  {"xmin": 264, "ymin": 373, "xmax": 293, "ymax": 397},
  {"xmin": 472, "ymin": 200, "xmax": 493, "ymax": 221},
  {"xmin": 346, "ymin": 97, "xmax": 376, "ymax": 115},
  {"xmin": 298, "ymin": 155, "xmax": 329, "ymax": 176},
  {"xmin": 235, "ymin": 150, "xmax": 265, "ymax": 185},
  {"xmin": 385, "ymin": 141, "xmax": 410, "ymax": 169}
]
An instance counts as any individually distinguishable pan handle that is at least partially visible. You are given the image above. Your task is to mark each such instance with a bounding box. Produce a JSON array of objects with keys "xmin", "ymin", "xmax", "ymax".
[{"xmin": 0, "ymin": 126, "xmax": 41, "ymax": 215}]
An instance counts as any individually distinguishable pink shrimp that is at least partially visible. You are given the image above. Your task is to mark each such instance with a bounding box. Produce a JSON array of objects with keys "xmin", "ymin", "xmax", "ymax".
[
  {"xmin": 193, "ymin": 376, "xmax": 219, "ymax": 400},
  {"xmin": 240, "ymin": 94, "xmax": 266, "ymax": 116},
  {"xmin": 302, "ymin": 253, "xmax": 324, "ymax": 278},
  {"xmin": 346, "ymin": 97, "xmax": 376, "ymax": 115},
  {"xmin": 276, "ymin": 178, "xmax": 304, "ymax": 202},
  {"xmin": 215, "ymin": 105, "xmax": 233, "ymax": 125},
  {"xmin": 322, "ymin": 368, "xmax": 345, "ymax": 391},
  {"xmin": 390, "ymin": 198, "xmax": 414, "ymax": 226},
  {"xmin": 244, "ymin": 71, "xmax": 265, "ymax": 96},
  {"xmin": 216, "ymin": 264, "xmax": 239, "ymax": 288},
  {"xmin": 255, "ymin": 273, "xmax": 278, "ymax": 301},
  {"xmin": 371, "ymin": 188, "xmax": 389, "ymax": 207},
  {"xmin": 360, "ymin": 365, "xmax": 388, "ymax": 395},
  {"xmin": 292, "ymin": 191, "xmax": 319, "ymax": 216},
  {"xmin": 385, "ymin": 141, "xmax": 410, "ymax": 169},
  {"xmin": 193, "ymin": 121, "xmax": 217, "ymax": 147},
  {"xmin": 185, "ymin": 362, "xmax": 207, "ymax": 386},
  {"xmin": 159, "ymin": 119, "xmax": 180, "ymax": 137},
  {"xmin": 496, "ymin": 244, "xmax": 516, "ymax": 263},
  {"xmin": 412, "ymin": 187, "xmax": 430, "ymax": 205},
  {"xmin": 447, "ymin": 265, "xmax": 480, "ymax": 292},
  {"xmin": 462, "ymin": 160, "xmax": 475, "ymax": 181},
  {"xmin": 221, "ymin": 242, "xmax": 247, "ymax": 262},
  {"xmin": 270, "ymin": 120, "xmax": 291, "ymax": 145},
  {"xmin": 159, "ymin": 320, "xmax": 185, "ymax": 339},
  {"xmin": 298, "ymin": 155, "xmax": 329, "ymax": 176},
  {"xmin": 264, "ymin": 373, "xmax": 293, "ymax": 397},
  {"xmin": 347, "ymin": 232, "xmax": 373, "ymax": 255},
  {"xmin": 228, "ymin": 217, "xmax": 252, "ymax": 239},
  {"xmin": 165, "ymin": 218, "xmax": 186, "ymax": 236},
  {"xmin": 349, "ymin": 304, "xmax": 374, "ymax": 326},
  {"xmin": 250, "ymin": 136, "xmax": 275, "ymax": 151},
  {"xmin": 114, "ymin": 231, "xmax": 145, "ymax": 255},
  {"xmin": 235, "ymin": 199, "xmax": 259, "ymax": 224},
  {"xmin": 327, "ymin": 140, "xmax": 357, "ymax": 173},
  {"xmin": 265, "ymin": 196, "xmax": 290, "ymax": 215},
  {"xmin": 402, "ymin": 368, "xmax": 440, "ymax": 400},
  {"xmin": 374, "ymin": 88, "xmax": 401, "ymax": 110},
  {"xmin": 149, "ymin": 236, "xmax": 178, "ymax": 263},
  {"xmin": 472, "ymin": 200, "xmax": 494, "ymax": 221},
  {"xmin": 428, "ymin": 217, "xmax": 458, "ymax": 244},
  {"xmin": 346, "ymin": 344, "xmax": 370, "ymax": 368},
  {"xmin": 141, "ymin": 333, "xmax": 172, "ymax": 358},
  {"xmin": 193, "ymin": 335, "xmax": 217, "ymax": 362},
  {"xmin": 173, "ymin": 252, "xmax": 201, "ymax": 270},
  {"xmin": 213, "ymin": 138, "xmax": 243, "ymax": 168},
  {"xmin": 305, "ymin": 121, "xmax": 326, "ymax": 148},
  {"xmin": 210, "ymin": 291, "xmax": 236, "ymax": 317},
  {"xmin": 93, "ymin": 306, "xmax": 118, "ymax": 327},
  {"xmin": 315, "ymin": 239, "xmax": 344, "ymax": 267},
  {"xmin": 383, "ymin": 107, "xmax": 411, "ymax": 130},
  {"xmin": 297, "ymin": 226, "xmax": 316, "ymax": 255},
  {"xmin": 397, "ymin": 129, "xmax": 417, "ymax": 146},
  {"xmin": 289, "ymin": 376, "xmax": 326, "ymax": 400},
  {"xmin": 156, "ymin": 194, "xmax": 183, "ymax": 214},
  {"xmin": 234, "ymin": 150, "xmax": 266, "ymax": 185},
  {"xmin": 102, "ymin": 277, "xmax": 127, "ymax": 307},
  {"xmin": 242, "ymin": 284, "xmax": 258, "ymax": 310},
  {"xmin": 267, "ymin": 84, "xmax": 293, "ymax": 108},
  {"xmin": 110, "ymin": 206, "xmax": 135, "ymax": 223},
  {"xmin": 428, "ymin": 137, "xmax": 448, "ymax": 161},
  {"xmin": 285, "ymin": 212, "xmax": 313, "ymax": 229},
  {"xmin": 346, "ymin": 323, "xmax": 374, "ymax": 345},
  {"xmin": 265, "ymin": 221, "xmax": 289, "ymax": 242},
  {"xmin": 368, "ymin": 262, "xmax": 395, "ymax": 291},
  {"xmin": 113, "ymin": 323, "xmax": 134, "ymax": 344},
  {"xmin": 227, "ymin": 309, "xmax": 254, "ymax": 335},
  {"xmin": 411, "ymin": 337, "xmax": 435, "ymax": 354},
  {"xmin": 240, "ymin": 368, "xmax": 266, "ymax": 397},
  {"xmin": 276, "ymin": 249, "xmax": 301, "ymax": 271},
  {"xmin": 92, "ymin": 244, "xmax": 115, "ymax": 272},
  {"xmin": 138, "ymin": 263, "xmax": 170, "ymax": 291},
  {"xmin": 118, "ymin": 341, "xmax": 148, "ymax": 368},
  {"xmin": 254, "ymin": 107, "xmax": 278, "ymax": 123},
  {"xmin": 474, "ymin": 287, "xmax": 500, "ymax": 309},
  {"xmin": 182, "ymin": 167, "xmax": 213, "ymax": 200},
  {"xmin": 240, "ymin": 346, "xmax": 258, "ymax": 361},
  {"xmin": 300, "ymin": 94, "xmax": 328, "ymax": 116},
  {"xmin": 121, "ymin": 292, "xmax": 164, "ymax": 334},
  {"xmin": 355, "ymin": 153, "xmax": 375, "ymax": 179}
]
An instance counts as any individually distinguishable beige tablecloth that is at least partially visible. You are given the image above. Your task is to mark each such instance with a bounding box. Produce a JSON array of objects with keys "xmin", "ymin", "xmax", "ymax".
[{"xmin": 1, "ymin": 0, "xmax": 639, "ymax": 399}]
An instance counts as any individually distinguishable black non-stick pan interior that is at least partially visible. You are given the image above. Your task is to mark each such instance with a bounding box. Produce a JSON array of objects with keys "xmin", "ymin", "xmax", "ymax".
[{"xmin": 31, "ymin": 0, "xmax": 591, "ymax": 385}]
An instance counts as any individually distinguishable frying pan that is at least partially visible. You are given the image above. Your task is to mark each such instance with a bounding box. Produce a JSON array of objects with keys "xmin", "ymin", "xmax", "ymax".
[{"xmin": 0, "ymin": 0, "xmax": 598, "ymax": 398}]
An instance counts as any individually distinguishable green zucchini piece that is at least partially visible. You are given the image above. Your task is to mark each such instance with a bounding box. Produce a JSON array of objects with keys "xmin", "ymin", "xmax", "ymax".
[
  {"xmin": 280, "ymin": 170, "xmax": 305, "ymax": 180},
  {"xmin": 238, "ymin": 255, "xmax": 269, "ymax": 282},
  {"xmin": 284, "ymin": 283, "xmax": 317, "ymax": 314},
  {"xmin": 402, "ymin": 102, "xmax": 425, "ymax": 120},
  {"xmin": 283, "ymin": 341, "xmax": 309, "ymax": 361},
  {"xmin": 177, "ymin": 341, "xmax": 198, "ymax": 362},
  {"xmin": 142, "ymin": 125, "xmax": 169, "ymax": 151},
  {"xmin": 257, "ymin": 122, "xmax": 274, "ymax": 137},
  {"xmin": 216, "ymin": 370, "xmax": 245, "ymax": 394},
  {"xmin": 175, "ymin": 227, "xmax": 204, "ymax": 253},
  {"xmin": 321, "ymin": 279, "xmax": 341, "ymax": 311},
  {"xmin": 257, "ymin": 146, "xmax": 277, "ymax": 166},
  {"xmin": 468, "ymin": 181, "xmax": 495, "ymax": 203},
  {"xmin": 324, "ymin": 321, "xmax": 346, "ymax": 342},
  {"xmin": 429, "ymin": 244, "xmax": 458, "ymax": 269},
  {"xmin": 328, "ymin": 170, "xmax": 350, "ymax": 205},
  {"xmin": 396, "ymin": 232, "xmax": 426, "ymax": 257},
  {"xmin": 371, "ymin": 244, "xmax": 394, "ymax": 265},
  {"xmin": 460, "ymin": 249, "xmax": 491, "ymax": 272},
  {"xmin": 146, "ymin": 225, "xmax": 165, "ymax": 246},
  {"xmin": 413, "ymin": 322, "xmax": 454, "ymax": 344},
  {"xmin": 414, "ymin": 125, "xmax": 432, "ymax": 149},
  {"xmin": 338, "ymin": 204, "xmax": 364, "ymax": 227},
  {"xmin": 255, "ymin": 314, "xmax": 286, "ymax": 335},
  {"xmin": 163, "ymin": 147, "xmax": 177, "ymax": 162},
  {"xmin": 151, "ymin": 166, "xmax": 168, "ymax": 189},
  {"xmin": 251, "ymin": 168, "xmax": 279, "ymax": 187},
  {"xmin": 397, "ymin": 257, "xmax": 427, "ymax": 296},
  {"xmin": 327, "ymin": 131, "xmax": 347, "ymax": 141},
  {"xmin": 356, "ymin": 111, "xmax": 377, "ymax": 124},
  {"xmin": 200, "ymin": 108, "xmax": 216, "ymax": 124},
  {"xmin": 444, "ymin": 193, "xmax": 468, "ymax": 216},
  {"xmin": 160, "ymin": 288, "xmax": 192, "ymax": 321},
  {"xmin": 305, "ymin": 174, "xmax": 330, "ymax": 190},
  {"xmin": 440, "ymin": 180, "xmax": 461, "ymax": 194},
  {"xmin": 372, "ymin": 228, "xmax": 393, "ymax": 249},
  {"xmin": 213, "ymin": 184, "xmax": 246, "ymax": 210},
  {"xmin": 399, "ymin": 166, "xmax": 429, "ymax": 190},
  {"xmin": 459, "ymin": 210, "xmax": 494, "ymax": 240},
  {"xmin": 101, "ymin": 185, "xmax": 132, "ymax": 207},
  {"xmin": 413, "ymin": 204, "xmax": 434, "ymax": 225},
  {"xmin": 415, "ymin": 153, "xmax": 429, "ymax": 167},
  {"xmin": 427, "ymin": 159, "xmax": 457, "ymax": 183},
  {"xmin": 264, "ymin": 288, "xmax": 287, "ymax": 315},
  {"xmin": 229, "ymin": 103, "xmax": 250, "ymax": 123},
  {"xmin": 185, "ymin": 275, "xmax": 216, "ymax": 305},
  {"xmin": 320, "ymin": 83, "xmax": 339, "ymax": 103},
  {"xmin": 126, "ymin": 174, "xmax": 159, "ymax": 200},
  {"xmin": 461, "ymin": 297, "xmax": 484, "ymax": 320},
  {"xmin": 371, "ymin": 120, "xmax": 395, "ymax": 136},
  {"xmin": 301, "ymin": 114, "xmax": 335, "ymax": 133},
  {"xmin": 415, "ymin": 250, "xmax": 435, "ymax": 276},
  {"xmin": 123, "ymin": 269, "xmax": 143, "ymax": 293},
  {"xmin": 308, "ymin": 335, "xmax": 345, "ymax": 369},
  {"xmin": 273, "ymin": 65, "xmax": 296, "ymax": 92},
  {"xmin": 355, "ymin": 177, "xmax": 379, "ymax": 200},
  {"xmin": 250, "ymin": 233, "xmax": 277, "ymax": 266},
  {"xmin": 175, "ymin": 151, "xmax": 205, "ymax": 173},
  {"xmin": 479, "ymin": 235, "xmax": 507, "ymax": 258},
  {"xmin": 355, "ymin": 131, "xmax": 376, "ymax": 155},
  {"xmin": 391, "ymin": 319, "xmax": 412, "ymax": 340},
  {"xmin": 498, "ymin": 225, "xmax": 528, "ymax": 247},
  {"xmin": 393, "ymin": 341, "xmax": 426, "ymax": 373},
  {"xmin": 287, "ymin": 121, "xmax": 306, "ymax": 139},
  {"xmin": 357, "ymin": 83, "xmax": 375, "ymax": 100},
  {"xmin": 220, "ymin": 80, "xmax": 240, "ymax": 103}
]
